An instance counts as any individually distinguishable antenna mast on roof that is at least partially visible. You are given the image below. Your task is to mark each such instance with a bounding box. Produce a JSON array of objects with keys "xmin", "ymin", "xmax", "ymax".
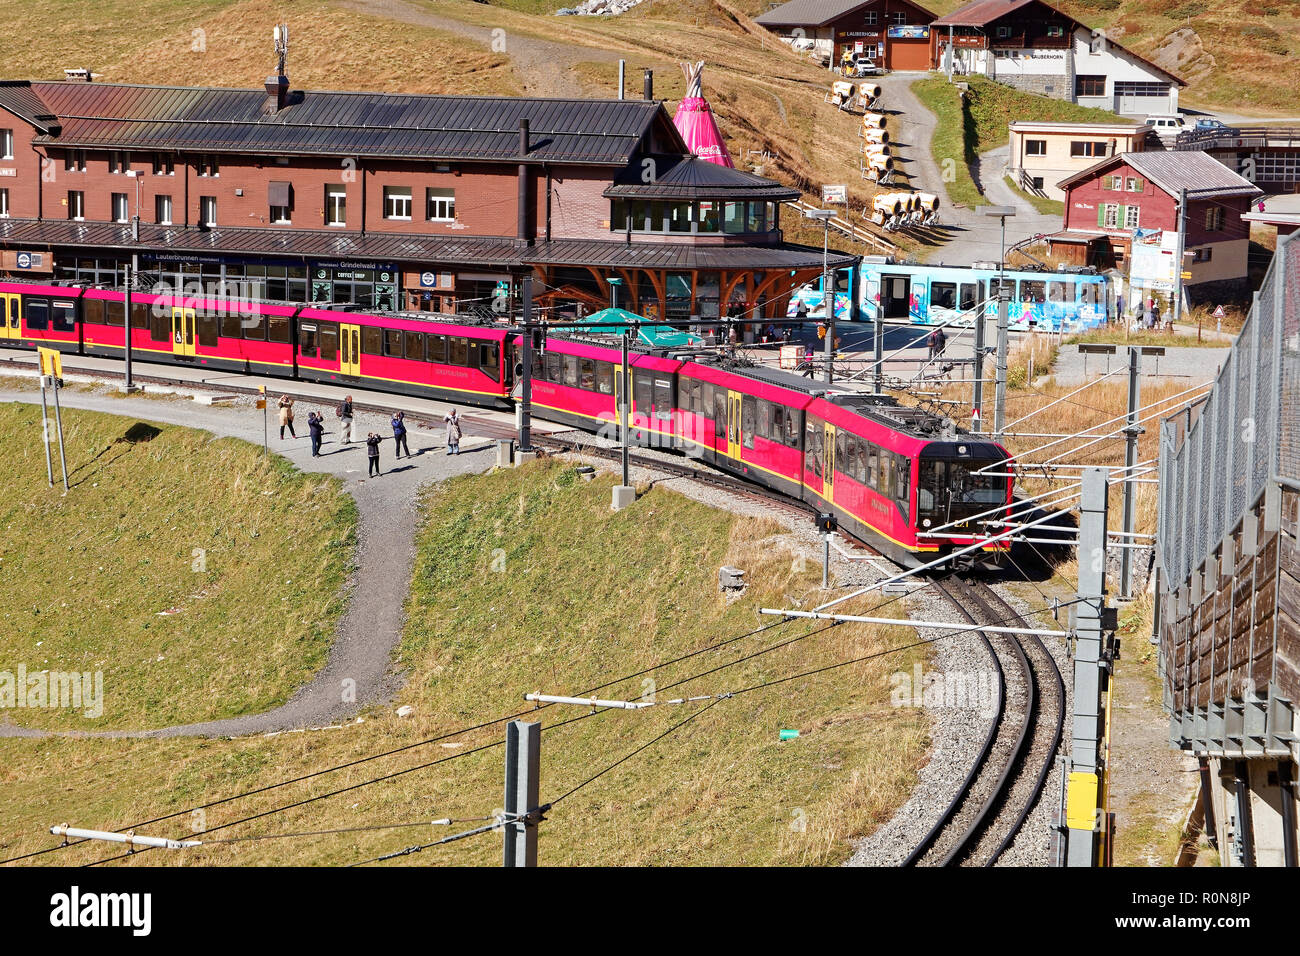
[{"xmin": 273, "ymin": 23, "xmax": 290, "ymax": 78}]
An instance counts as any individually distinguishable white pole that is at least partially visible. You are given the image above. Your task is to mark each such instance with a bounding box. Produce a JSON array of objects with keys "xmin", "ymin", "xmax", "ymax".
[
  {"xmin": 759, "ymin": 608, "xmax": 1069, "ymax": 638},
  {"xmin": 49, "ymin": 824, "xmax": 202, "ymax": 850}
]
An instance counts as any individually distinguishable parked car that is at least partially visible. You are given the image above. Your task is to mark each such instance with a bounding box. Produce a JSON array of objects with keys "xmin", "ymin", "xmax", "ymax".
[
  {"xmin": 840, "ymin": 52, "xmax": 883, "ymax": 77},
  {"xmin": 1144, "ymin": 114, "xmax": 1186, "ymax": 135},
  {"xmin": 1194, "ymin": 118, "xmax": 1239, "ymax": 134}
]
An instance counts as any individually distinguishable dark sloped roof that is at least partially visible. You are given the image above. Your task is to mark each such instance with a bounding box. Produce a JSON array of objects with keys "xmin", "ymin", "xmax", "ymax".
[
  {"xmin": 23, "ymin": 81, "xmax": 682, "ymax": 165},
  {"xmin": 757, "ymin": 0, "xmax": 936, "ymax": 27},
  {"xmin": 1058, "ymin": 151, "xmax": 1261, "ymax": 200},
  {"xmin": 0, "ymin": 217, "xmax": 525, "ymax": 266},
  {"xmin": 604, "ymin": 155, "xmax": 800, "ymax": 200},
  {"xmin": 0, "ymin": 81, "xmax": 58, "ymax": 132},
  {"xmin": 522, "ymin": 238, "xmax": 858, "ymax": 270}
]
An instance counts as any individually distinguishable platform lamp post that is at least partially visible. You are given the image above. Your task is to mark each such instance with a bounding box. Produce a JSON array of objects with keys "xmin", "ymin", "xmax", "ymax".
[
  {"xmin": 123, "ymin": 169, "xmax": 144, "ymax": 392},
  {"xmin": 981, "ymin": 205, "xmax": 1016, "ymax": 438},
  {"xmin": 804, "ymin": 207, "xmax": 836, "ymax": 384}
]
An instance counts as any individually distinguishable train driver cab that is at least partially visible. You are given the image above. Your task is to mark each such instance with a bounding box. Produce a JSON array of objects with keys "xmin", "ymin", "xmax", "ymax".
[{"xmin": 915, "ymin": 442, "xmax": 1010, "ymax": 537}]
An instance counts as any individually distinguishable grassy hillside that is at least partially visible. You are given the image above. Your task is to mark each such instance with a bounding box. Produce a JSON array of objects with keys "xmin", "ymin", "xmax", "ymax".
[
  {"xmin": 0, "ymin": 404, "xmax": 356, "ymax": 730},
  {"xmin": 914, "ymin": 74, "xmax": 1121, "ymax": 209},
  {"xmin": 1, "ymin": 461, "xmax": 929, "ymax": 866}
]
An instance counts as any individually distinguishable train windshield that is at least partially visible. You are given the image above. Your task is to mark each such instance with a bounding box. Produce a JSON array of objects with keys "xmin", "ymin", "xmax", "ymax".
[{"xmin": 917, "ymin": 456, "xmax": 1007, "ymax": 530}]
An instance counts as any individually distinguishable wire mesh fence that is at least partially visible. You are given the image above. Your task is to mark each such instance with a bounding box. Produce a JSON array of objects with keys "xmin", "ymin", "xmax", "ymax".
[{"xmin": 1160, "ymin": 231, "xmax": 1300, "ymax": 591}]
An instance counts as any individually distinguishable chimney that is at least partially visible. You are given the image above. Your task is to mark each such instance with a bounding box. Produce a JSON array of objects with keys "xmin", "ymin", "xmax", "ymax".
[
  {"xmin": 265, "ymin": 74, "xmax": 289, "ymax": 113},
  {"xmin": 519, "ymin": 118, "xmax": 530, "ymax": 158},
  {"xmin": 518, "ymin": 118, "xmax": 532, "ymax": 245},
  {"xmin": 643, "ymin": 69, "xmax": 653, "ymax": 101}
]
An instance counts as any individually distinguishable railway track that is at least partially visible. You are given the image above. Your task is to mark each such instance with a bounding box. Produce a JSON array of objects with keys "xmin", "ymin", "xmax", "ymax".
[{"xmin": 903, "ymin": 576, "xmax": 1065, "ymax": 867}]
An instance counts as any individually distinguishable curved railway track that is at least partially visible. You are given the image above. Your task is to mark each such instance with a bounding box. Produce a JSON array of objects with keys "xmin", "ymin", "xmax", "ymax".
[{"xmin": 903, "ymin": 576, "xmax": 1065, "ymax": 867}]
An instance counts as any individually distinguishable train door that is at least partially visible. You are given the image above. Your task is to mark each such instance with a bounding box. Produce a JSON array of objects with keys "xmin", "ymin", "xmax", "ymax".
[
  {"xmin": 339, "ymin": 323, "xmax": 361, "ymax": 377},
  {"xmin": 881, "ymin": 274, "xmax": 910, "ymax": 320},
  {"xmin": 170, "ymin": 307, "xmax": 196, "ymax": 357},
  {"xmin": 0, "ymin": 293, "xmax": 19, "ymax": 340},
  {"xmin": 725, "ymin": 390, "xmax": 743, "ymax": 460},
  {"xmin": 823, "ymin": 421, "xmax": 836, "ymax": 504}
]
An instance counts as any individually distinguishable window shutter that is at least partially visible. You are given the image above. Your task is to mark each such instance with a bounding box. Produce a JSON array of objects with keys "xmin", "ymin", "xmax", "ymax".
[
  {"xmin": 1097, "ymin": 203, "xmax": 1106, "ymax": 228},
  {"xmin": 1134, "ymin": 177, "xmax": 1144, "ymax": 192},
  {"xmin": 1117, "ymin": 205, "xmax": 1126, "ymax": 228}
]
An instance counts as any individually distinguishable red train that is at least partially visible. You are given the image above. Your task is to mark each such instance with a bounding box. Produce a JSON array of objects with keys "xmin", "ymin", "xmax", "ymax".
[{"xmin": 0, "ymin": 279, "xmax": 1012, "ymax": 566}]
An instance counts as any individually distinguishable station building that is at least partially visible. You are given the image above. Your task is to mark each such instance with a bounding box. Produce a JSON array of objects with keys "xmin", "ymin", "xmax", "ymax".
[
  {"xmin": 1047, "ymin": 151, "xmax": 1260, "ymax": 303},
  {"xmin": 1006, "ymin": 119, "xmax": 1150, "ymax": 201},
  {"xmin": 0, "ymin": 72, "xmax": 852, "ymax": 323},
  {"xmin": 930, "ymin": 0, "xmax": 1184, "ymax": 116},
  {"xmin": 755, "ymin": 0, "xmax": 938, "ymax": 72}
]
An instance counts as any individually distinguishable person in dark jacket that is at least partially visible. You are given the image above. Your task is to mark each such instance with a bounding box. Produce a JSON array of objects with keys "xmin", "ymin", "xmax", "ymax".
[
  {"xmin": 391, "ymin": 410, "xmax": 410, "ymax": 458},
  {"xmin": 307, "ymin": 411, "xmax": 324, "ymax": 458},
  {"xmin": 366, "ymin": 431, "xmax": 382, "ymax": 476}
]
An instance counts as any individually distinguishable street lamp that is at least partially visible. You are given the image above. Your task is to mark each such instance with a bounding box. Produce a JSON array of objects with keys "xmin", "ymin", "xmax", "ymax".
[
  {"xmin": 804, "ymin": 207, "xmax": 836, "ymax": 384},
  {"xmin": 980, "ymin": 204, "xmax": 1016, "ymax": 437},
  {"xmin": 123, "ymin": 169, "xmax": 144, "ymax": 391}
]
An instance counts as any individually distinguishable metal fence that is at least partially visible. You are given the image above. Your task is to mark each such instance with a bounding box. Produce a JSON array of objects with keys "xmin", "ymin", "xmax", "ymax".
[{"xmin": 1159, "ymin": 231, "xmax": 1300, "ymax": 591}]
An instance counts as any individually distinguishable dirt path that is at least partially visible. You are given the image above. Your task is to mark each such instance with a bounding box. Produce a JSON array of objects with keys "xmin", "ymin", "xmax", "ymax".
[
  {"xmin": 338, "ymin": 0, "xmax": 622, "ymax": 98},
  {"xmin": 0, "ymin": 388, "xmax": 496, "ymax": 739}
]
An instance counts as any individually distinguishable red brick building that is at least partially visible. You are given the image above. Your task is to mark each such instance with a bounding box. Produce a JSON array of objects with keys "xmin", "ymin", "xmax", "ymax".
[
  {"xmin": 0, "ymin": 74, "xmax": 851, "ymax": 322},
  {"xmin": 1048, "ymin": 151, "xmax": 1260, "ymax": 303}
]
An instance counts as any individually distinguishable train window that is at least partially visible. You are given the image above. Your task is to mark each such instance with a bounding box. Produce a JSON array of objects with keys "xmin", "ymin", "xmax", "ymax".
[
  {"xmin": 878, "ymin": 451, "xmax": 893, "ymax": 497},
  {"xmin": 404, "ymin": 331, "xmax": 424, "ymax": 362},
  {"xmin": 427, "ymin": 334, "xmax": 447, "ymax": 364},
  {"xmin": 805, "ymin": 418, "xmax": 824, "ymax": 478},
  {"xmin": 634, "ymin": 370, "xmax": 652, "ymax": 414},
  {"xmin": 131, "ymin": 302, "xmax": 150, "ymax": 330},
  {"xmin": 931, "ymin": 282, "xmax": 957, "ymax": 310},
  {"xmin": 449, "ymin": 337, "xmax": 469, "ymax": 366},
  {"xmin": 52, "ymin": 301, "xmax": 76, "ymax": 333},
  {"xmin": 713, "ymin": 390, "xmax": 726, "ymax": 439},
  {"xmin": 299, "ymin": 323, "xmax": 318, "ymax": 358},
  {"xmin": 741, "ymin": 395, "xmax": 755, "ymax": 449},
  {"xmin": 757, "ymin": 400, "xmax": 771, "ymax": 441},
  {"xmin": 319, "ymin": 323, "xmax": 338, "ymax": 362},
  {"xmin": 84, "ymin": 299, "xmax": 105, "ymax": 326},
  {"xmin": 771, "ymin": 404, "xmax": 784, "ymax": 442},
  {"xmin": 654, "ymin": 378, "xmax": 672, "ymax": 418},
  {"xmin": 106, "ymin": 301, "xmax": 125, "ymax": 327},
  {"xmin": 894, "ymin": 455, "xmax": 910, "ymax": 507},
  {"xmin": 1047, "ymin": 281, "xmax": 1075, "ymax": 303},
  {"xmin": 544, "ymin": 352, "xmax": 561, "ymax": 382},
  {"xmin": 785, "ymin": 409, "xmax": 800, "ymax": 447},
  {"xmin": 835, "ymin": 431, "xmax": 847, "ymax": 477},
  {"xmin": 866, "ymin": 444, "xmax": 878, "ymax": 489},
  {"xmin": 221, "ymin": 312, "xmax": 241, "ymax": 338},
  {"xmin": 267, "ymin": 315, "xmax": 290, "ymax": 344},
  {"xmin": 563, "ymin": 355, "xmax": 579, "ymax": 388},
  {"xmin": 579, "ymin": 358, "xmax": 596, "ymax": 390},
  {"xmin": 25, "ymin": 298, "xmax": 48, "ymax": 330},
  {"xmin": 361, "ymin": 325, "xmax": 382, "ymax": 355},
  {"xmin": 918, "ymin": 460, "xmax": 942, "ymax": 514},
  {"xmin": 597, "ymin": 363, "xmax": 614, "ymax": 395},
  {"xmin": 197, "ymin": 312, "xmax": 219, "ymax": 347},
  {"xmin": 1019, "ymin": 280, "xmax": 1045, "ymax": 304},
  {"xmin": 479, "ymin": 343, "xmax": 500, "ymax": 382},
  {"xmin": 845, "ymin": 438, "xmax": 858, "ymax": 482},
  {"xmin": 959, "ymin": 283, "xmax": 980, "ymax": 312},
  {"xmin": 991, "ymin": 277, "xmax": 1014, "ymax": 299},
  {"xmin": 149, "ymin": 309, "xmax": 169, "ymax": 342},
  {"xmin": 383, "ymin": 329, "xmax": 403, "ymax": 357}
]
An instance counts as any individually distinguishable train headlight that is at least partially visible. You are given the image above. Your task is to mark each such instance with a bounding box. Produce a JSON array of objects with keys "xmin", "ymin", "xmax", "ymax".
[
  {"xmin": 922, "ymin": 518, "xmax": 931, "ymax": 528},
  {"xmin": 957, "ymin": 445, "xmax": 968, "ymax": 456}
]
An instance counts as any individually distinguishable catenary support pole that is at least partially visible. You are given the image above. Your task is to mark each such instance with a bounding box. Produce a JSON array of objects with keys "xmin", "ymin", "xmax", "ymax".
[
  {"xmin": 519, "ymin": 273, "xmax": 534, "ymax": 454},
  {"xmin": 51, "ymin": 377, "xmax": 69, "ymax": 492},
  {"xmin": 994, "ymin": 282, "xmax": 1009, "ymax": 438},
  {"xmin": 124, "ymin": 260, "xmax": 134, "ymax": 390},
  {"xmin": 972, "ymin": 296, "xmax": 985, "ymax": 431},
  {"xmin": 39, "ymin": 378, "xmax": 53, "ymax": 487},
  {"xmin": 1119, "ymin": 346, "xmax": 1142, "ymax": 600},
  {"xmin": 873, "ymin": 308, "xmax": 884, "ymax": 394},
  {"xmin": 1174, "ymin": 187, "xmax": 1188, "ymax": 333},
  {"xmin": 822, "ymin": 220, "xmax": 834, "ymax": 385},
  {"xmin": 502, "ymin": 719, "xmax": 541, "ymax": 867},
  {"xmin": 1066, "ymin": 467, "xmax": 1109, "ymax": 866}
]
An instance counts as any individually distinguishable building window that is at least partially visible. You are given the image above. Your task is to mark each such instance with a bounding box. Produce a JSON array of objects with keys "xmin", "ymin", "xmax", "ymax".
[
  {"xmin": 153, "ymin": 153, "xmax": 173, "ymax": 175},
  {"xmin": 197, "ymin": 154, "xmax": 219, "ymax": 177},
  {"xmin": 1025, "ymin": 139, "xmax": 1046, "ymax": 156},
  {"xmin": 67, "ymin": 190, "xmax": 84, "ymax": 221},
  {"xmin": 1102, "ymin": 203, "xmax": 1119, "ymax": 228},
  {"xmin": 155, "ymin": 194, "xmax": 173, "ymax": 225},
  {"xmin": 1125, "ymin": 176, "xmax": 1141, "ymax": 191},
  {"xmin": 1046, "ymin": 24, "xmax": 1064, "ymax": 37},
  {"xmin": 1114, "ymin": 81, "xmax": 1171, "ymax": 98},
  {"xmin": 1125, "ymin": 205, "xmax": 1140, "ymax": 229},
  {"xmin": 996, "ymin": 25, "xmax": 1012, "ymax": 38},
  {"xmin": 199, "ymin": 195, "xmax": 216, "ymax": 227},
  {"xmin": 270, "ymin": 204, "xmax": 291, "ymax": 224},
  {"xmin": 1031, "ymin": 176, "xmax": 1044, "ymax": 190},
  {"xmin": 427, "ymin": 187, "xmax": 455, "ymax": 221},
  {"xmin": 109, "ymin": 151, "xmax": 130, "ymax": 174},
  {"xmin": 1075, "ymin": 75, "xmax": 1106, "ymax": 97},
  {"xmin": 111, "ymin": 192, "xmax": 128, "ymax": 223},
  {"xmin": 383, "ymin": 186, "xmax": 412, "ymax": 220},
  {"xmin": 325, "ymin": 185, "xmax": 346, "ymax": 226},
  {"xmin": 1205, "ymin": 206, "xmax": 1225, "ymax": 230},
  {"xmin": 890, "ymin": 11, "xmax": 906, "ymax": 24},
  {"xmin": 0, "ymin": 129, "xmax": 11, "ymax": 160},
  {"xmin": 1193, "ymin": 246, "xmax": 1214, "ymax": 262},
  {"xmin": 1070, "ymin": 140, "xmax": 1106, "ymax": 157},
  {"xmin": 64, "ymin": 149, "xmax": 86, "ymax": 172},
  {"xmin": 863, "ymin": 10, "xmax": 877, "ymax": 24},
  {"xmin": 0, "ymin": 188, "xmax": 8, "ymax": 217}
]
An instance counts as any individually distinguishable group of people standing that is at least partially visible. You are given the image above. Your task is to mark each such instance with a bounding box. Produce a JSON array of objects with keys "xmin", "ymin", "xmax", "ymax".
[
  {"xmin": 1116, "ymin": 294, "xmax": 1168, "ymax": 331},
  {"xmin": 275, "ymin": 394, "xmax": 465, "ymax": 475}
]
